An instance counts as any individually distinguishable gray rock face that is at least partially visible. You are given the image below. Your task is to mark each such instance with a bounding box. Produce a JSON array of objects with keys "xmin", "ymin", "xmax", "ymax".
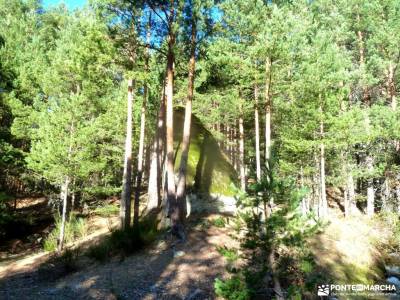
[{"xmin": 185, "ymin": 193, "xmax": 237, "ymax": 216}]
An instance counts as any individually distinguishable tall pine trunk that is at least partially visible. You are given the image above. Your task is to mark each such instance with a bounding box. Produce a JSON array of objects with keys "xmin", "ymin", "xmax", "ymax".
[
  {"xmin": 364, "ymin": 111, "xmax": 375, "ymax": 216},
  {"xmin": 347, "ymin": 172, "xmax": 356, "ymax": 214},
  {"xmin": 58, "ymin": 176, "xmax": 70, "ymax": 252},
  {"xmin": 165, "ymin": 4, "xmax": 179, "ymax": 231},
  {"xmin": 265, "ymin": 57, "xmax": 272, "ymax": 165},
  {"xmin": 239, "ymin": 102, "xmax": 246, "ymax": 190},
  {"xmin": 133, "ymin": 16, "xmax": 151, "ymax": 229},
  {"xmin": 366, "ymin": 156, "xmax": 375, "ymax": 216},
  {"xmin": 254, "ymin": 85, "xmax": 261, "ymax": 181},
  {"xmin": 233, "ymin": 126, "xmax": 238, "ymax": 172},
  {"xmin": 176, "ymin": 19, "xmax": 196, "ymax": 221},
  {"xmin": 319, "ymin": 104, "xmax": 327, "ymax": 218},
  {"xmin": 120, "ymin": 79, "xmax": 134, "ymax": 230},
  {"xmin": 147, "ymin": 81, "xmax": 166, "ymax": 212},
  {"xmin": 357, "ymin": 14, "xmax": 375, "ymax": 215},
  {"xmin": 388, "ymin": 62, "xmax": 397, "ymax": 111}
]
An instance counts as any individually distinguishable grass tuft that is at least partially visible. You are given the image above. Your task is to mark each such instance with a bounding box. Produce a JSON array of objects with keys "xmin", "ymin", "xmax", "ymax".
[
  {"xmin": 93, "ymin": 204, "xmax": 119, "ymax": 217},
  {"xmin": 212, "ymin": 216, "xmax": 226, "ymax": 228},
  {"xmin": 43, "ymin": 213, "xmax": 87, "ymax": 251}
]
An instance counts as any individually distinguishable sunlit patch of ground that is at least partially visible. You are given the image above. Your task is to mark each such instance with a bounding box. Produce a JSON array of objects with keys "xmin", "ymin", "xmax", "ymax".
[{"xmin": 309, "ymin": 214, "xmax": 389, "ymax": 285}]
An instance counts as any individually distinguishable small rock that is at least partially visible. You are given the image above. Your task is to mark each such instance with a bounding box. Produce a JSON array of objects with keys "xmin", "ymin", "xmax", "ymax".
[{"xmin": 174, "ymin": 250, "xmax": 185, "ymax": 258}]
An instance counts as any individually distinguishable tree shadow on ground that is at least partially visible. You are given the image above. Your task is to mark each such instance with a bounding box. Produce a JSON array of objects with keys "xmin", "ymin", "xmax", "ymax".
[{"xmin": 0, "ymin": 211, "xmax": 237, "ymax": 300}]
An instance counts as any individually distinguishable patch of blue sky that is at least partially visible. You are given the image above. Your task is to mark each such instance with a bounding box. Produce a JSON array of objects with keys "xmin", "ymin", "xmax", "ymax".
[{"xmin": 42, "ymin": 0, "xmax": 86, "ymax": 10}]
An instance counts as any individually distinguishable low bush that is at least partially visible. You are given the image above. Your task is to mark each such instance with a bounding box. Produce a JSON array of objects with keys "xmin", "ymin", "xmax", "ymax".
[
  {"xmin": 217, "ymin": 245, "xmax": 239, "ymax": 263},
  {"xmin": 44, "ymin": 213, "xmax": 87, "ymax": 251},
  {"xmin": 87, "ymin": 215, "xmax": 161, "ymax": 262},
  {"xmin": 212, "ymin": 216, "xmax": 226, "ymax": 228},
  {"xmin": 214, "ymin": 275, "xmax": 253, "ymax": 300}
]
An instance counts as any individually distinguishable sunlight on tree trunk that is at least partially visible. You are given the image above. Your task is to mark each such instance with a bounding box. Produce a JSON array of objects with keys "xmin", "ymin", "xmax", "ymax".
[
  {"xmin": 265, "ymin": 57, "xmax": 272, "ymax": 166},
  {"xmin": 254, "ymin": 85, "xmax": 261, "ymax": 182},
  {"xmin": 239, "ymin": 102, "xmax": 246, "ymax": 191},
  {"xmin": 120, "ymin": 79, "xmax": 134, "ymax": 230},
  {"xmin": 176, "ymin": 19, "xmax": 196, "ymax": 222},
  {"xmin": 58, "ymin": 176, "xmax": 70, "ymax": 252}
]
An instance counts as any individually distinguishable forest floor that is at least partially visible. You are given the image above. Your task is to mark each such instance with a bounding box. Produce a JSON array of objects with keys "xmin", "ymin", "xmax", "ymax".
[
  {"xmin": 309, "ymin": 213, "xmax": 390, "ymax": 285},
  {"xmin": 0, "ymin": 208, "xmax": 239, "ymax": 300},
  {"xmin": 0, "ymin": 197, "xmax": 397, "ymax": 299}
]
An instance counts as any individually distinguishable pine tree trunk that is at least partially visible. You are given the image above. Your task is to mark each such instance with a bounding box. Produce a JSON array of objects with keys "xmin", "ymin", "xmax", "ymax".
[
  {"xmin": 226, "ymin": 125, "xmax": 230, "ymax": 157},
  {"xmin": 313, "ymin": 163, "xmax": 320, "ymax": 214},
  {"xmin": 388, "ymin": 62, "xmax": 397, "ymax": 111},
  {"xmin": 320, "ymin": 142, "xmax": 327, "ymax": 218},
  {"xmin": 143, "ymin": 142, "xmax": 151, "ymax": 184},
  {"xmin": 133, "ymin": 84, "xmax": 146, "ymax": 228},
  {"xmin": 357, "ymin": 14, "xmax": 369, "ymax": 104},
  {"xmin": 388, "ymin": 63, "xmax": 399, "ymax": 151},
  {"xmin": 239, "ymin": 103, "xmax": 246, "ymax": 191},
  {"xmin": 165, "ymin": 14, "xmax": 179, "ymax": 230},
  {"xmin": 71, "ymin": 192, "xmax": 75, "ymax": 213},
  {"xmin": 366, "ymin": 156, "xmax": 375, "ymax": 216},
  {"xmin": 70, "ymin": 177, "xmax": 76, "ymax": 216},
  {"xmin": 147, "ymin": 82, "xmax": 166, "ymax": 212},
  {"xmin": 319, "ymin": 107, "xmax": 327, "ymax": 218},
  {"xmin": 268, "ymin": 250, "xmax": 284, "ymax": 300},
  {"xmin": 363, "ymin": 111, "xmax": 375, "ymax": 216},
  {"xmin": 396, "ymin": 182, "xmax": 400, "ymax": 214},
  {"xmin": 120, "ymin": 79, "xmax": 134, "ymax": 230},
  {"xmin": 58, "ymin": 176, "xmax": 70, "ymax": 252},
  {"xmin": 233, "ymin": 126, "xmax": 238, "ymax": 172},
  {"xmin": 176, "ymin": 20, "xmax": 196, "ymax": 222},
  {"xmin": 254, "ymin": 85, "xmax": 261, "ymax": 181},
  {"xmin": 344, "ymin": 186, "xmax": 349, "ymax": 218},
  {"xmin": 381, "ymin": 178, "xmax": 390, "ymax": 211},
  {"xmin": 300, "ymin": 167, "xmax": 308, "ymax": 216},
  {"xmin": 265, "ymin": 57, "xmax": 272, "ymax": 166},
  {"xmin": 347, "ymin": 173, "xmax": 356, "ymax": 214},
  {"xmin": 341, "ymin": 154, "xmax": 349, "ymax": 218},
  {"xmin": 134, "ymin": 18, "xmax": 151, "ymax": 229}
]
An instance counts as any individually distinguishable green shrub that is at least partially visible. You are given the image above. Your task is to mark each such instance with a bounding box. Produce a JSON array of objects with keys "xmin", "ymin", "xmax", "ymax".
[
  {"xmin": 87, "ymin": 227, "xmax": 144, "ymax": 261},
  {"xmin": 87, "ymin": 239, "xmax": 113, "ymax": 262},
  {"xmin": 287, "ymin": 285, "xmax": 302, "ymax": 299},
  {"xmin": 44, "ymin": 213, "xmax": 87, "ymax": 251},
  {"xmin": 0, "ymin": 192, "xmax": 14, "ymax": 233},
  {"xmin": 217, "ymin": 246, "xmax": 239, "ymax": 263},
  {"xmin": 213, "ymin": 216, "xmax": 226, "ymax": 228},
  {"xmin": 214, "ymin": 276, "xmax": 253, "ymax": 300}
]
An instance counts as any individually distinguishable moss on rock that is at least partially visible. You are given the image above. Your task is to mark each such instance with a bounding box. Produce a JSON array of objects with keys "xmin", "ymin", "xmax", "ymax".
[{"xmin": 173, "ymin": 107, "xmax": 238, "ymax": 196}]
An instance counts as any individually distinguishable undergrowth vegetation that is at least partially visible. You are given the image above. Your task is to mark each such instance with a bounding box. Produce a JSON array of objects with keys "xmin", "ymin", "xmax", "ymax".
[
  {"xmin": 0, "ymin": 192, "xmax": 15, "ymax": 238},
  {"xmin": 93, "ymin": 203, "xmax": 119, "ymax": 217},
  {"xmin": 215, "ymin": 167, "xmax": 325, "ymax": 299},
  {"xmin": 87, "ymin": 216, "xmax": 160, "ymax": 262},
  {"xmin": 375, "ymin": 212, "xmax": 400, "ymax": 253},
  {"xmin": 44, "ymin": 213, "xmax": 87, "ymax": 251}
]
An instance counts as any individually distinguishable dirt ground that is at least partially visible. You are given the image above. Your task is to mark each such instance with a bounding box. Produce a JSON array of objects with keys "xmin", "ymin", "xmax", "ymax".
[{"xmin": 0, "ymin": 214, "xmax": 239, "ymax": 300}]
